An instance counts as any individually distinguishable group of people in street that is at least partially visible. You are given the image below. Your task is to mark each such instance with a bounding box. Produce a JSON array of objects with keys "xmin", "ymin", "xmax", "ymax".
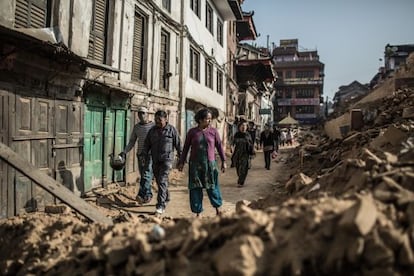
[
  {"xmin": 121, "ymin": 107, "xmax": 226, "ymax": 216},
  {"xmin": 121, "ymin": 108, "xmax": 181, "ymax": 215},
  {"xmin": 120, "ymin": 106, "xmax": 290, "ymax": 217},
  {"xmin": 230, "ymin": 119, "xmax": 281, "ymax": 190},
  {"xmin": 278, "ymin": 128, "xmax": 294, "ymax": 147}
]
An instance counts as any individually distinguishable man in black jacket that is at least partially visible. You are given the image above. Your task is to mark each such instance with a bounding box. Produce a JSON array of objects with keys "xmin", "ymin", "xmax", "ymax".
[{"xmin": 142, "ymin": 110, "xmax": 181, "ymax": 215}]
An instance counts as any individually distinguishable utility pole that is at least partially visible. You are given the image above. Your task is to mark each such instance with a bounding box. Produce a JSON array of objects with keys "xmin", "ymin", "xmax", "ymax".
[
  {"xmin": 178, "ymin": 0, "xmax": 185, "ymax": 139},
  {"xmin": 266, "ymin": 35, "xmax": 269, "ymax": 51}
]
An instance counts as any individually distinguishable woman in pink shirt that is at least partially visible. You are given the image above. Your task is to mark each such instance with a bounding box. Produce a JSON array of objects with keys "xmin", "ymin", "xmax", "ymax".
[{"xmin": 177, "ymin": 108, "xmax": 226, "ymax": 216}]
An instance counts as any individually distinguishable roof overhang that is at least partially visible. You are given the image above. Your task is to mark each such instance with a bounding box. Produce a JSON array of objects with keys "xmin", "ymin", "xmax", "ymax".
[
  {"xmin": 0, "ymin": 24, "xmax": 85, "ymax": 68},
  {"xmin": 227, "ymin": 0, "xmax": 243, "ymax": 20},
  {"xmin": 236, "ymin": 13, "xmax": 258, "ymax": 41},
  {"xmin": 212, "ymin": 0, "xmax": 236, "ymax": 21}
]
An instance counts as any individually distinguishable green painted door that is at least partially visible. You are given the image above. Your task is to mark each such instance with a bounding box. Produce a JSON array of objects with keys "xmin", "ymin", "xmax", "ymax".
[
  {"xmin": 84, "ymin": 106, "xmax": 104, "ymax": 191},
  {"xmin": 104, "ymin": 109, "xmax": 115, "ymax": 186},
  {"xmin": 114, "ymin": 110, "xmax": 126, "ymax": 182},
  {"xmin": 104, "ymin": 109, "xmax": 126, "ymax": 184}
]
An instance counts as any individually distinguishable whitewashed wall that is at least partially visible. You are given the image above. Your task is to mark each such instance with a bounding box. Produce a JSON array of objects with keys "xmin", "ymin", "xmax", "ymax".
[{"xmin": 182, "ymin": 0, "xmax": 229, "ymax": 113}]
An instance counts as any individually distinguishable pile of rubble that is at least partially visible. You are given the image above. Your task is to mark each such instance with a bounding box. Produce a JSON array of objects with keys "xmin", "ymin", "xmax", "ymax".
[
  {"xmin": 1, "ymin": 88, "xmax": 414, "ymax": 274},
  {"xmin": 247, "ymin": 85, "xmax": 414, "ymax": 274}
]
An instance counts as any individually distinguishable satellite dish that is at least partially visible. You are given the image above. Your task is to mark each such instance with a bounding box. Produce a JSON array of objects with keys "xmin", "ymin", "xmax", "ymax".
[{"xmin": 391, "ymin": 46, "xmax": 398, "ymax": 52}]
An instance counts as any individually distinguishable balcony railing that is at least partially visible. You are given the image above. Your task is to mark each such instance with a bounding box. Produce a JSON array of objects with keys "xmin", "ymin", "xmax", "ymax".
[
  {"xmin": 277, "ymin": 98, "xmax": 320, "ymax": 106},
  {"xmin": 275, "ymin": 78, "xmax": 323, "ymax": 86}
]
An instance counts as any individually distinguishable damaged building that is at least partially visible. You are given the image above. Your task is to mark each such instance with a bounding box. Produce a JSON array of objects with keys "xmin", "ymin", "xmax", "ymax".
[{"xmin": 0, "ymin": 0, "xmax": 242, "ymax": 218}]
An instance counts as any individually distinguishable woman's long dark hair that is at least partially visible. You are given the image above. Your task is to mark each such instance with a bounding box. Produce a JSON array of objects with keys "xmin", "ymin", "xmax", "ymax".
[{"xmin": 194, "ymin": 108, "xmax": 212, "ymax": 124}]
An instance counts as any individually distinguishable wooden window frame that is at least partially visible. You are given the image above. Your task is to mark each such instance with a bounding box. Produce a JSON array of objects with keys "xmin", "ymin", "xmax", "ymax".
[
  {"xmin": 296, "ymin": 70, "xmax": 314, "ymax": 79},
  {"xmin": 15, "ymin": 0, "xmax": 53, "ymax": 28},
  {"xmin": 160, "ymin": 29, "xmax": 170, "ymax": 91},
  {"xmin": 217, "ymin": 19, "xmax": 223, "ymax": 46},
  {"xmin": 88, "ymin": 0, "xmax": 111, "ymax": 64},
  {"xmin": 131, "ymin": 8, "xmax": 148, "ymax": 83},
  {"xmin": 296, "ymin": 88, "xmax": 314, "ymax": 98},
  {"xmin": 190, "ymin": 46, "xmax": 200, "ymax": 82},
  {"xmin": 295, "ymin": 105, "xmax": 315, "ymax": 114},
  {"xmin": 217, "ymin": 70, "xmax": 223, "ymax": 95},
  {"xmin": 190, "ymin": 0, "xmax": 200, "ymax": 18},
  {"xmin": 206, "ymin": 2, "xmax": 213, "ymax": 34},
  {"xmin": 205, "ymin": 61, "xmax": 213, "ymax": 89},
  {"xmin": 162, "ymin": 0, "xmax": 171, "ymax": 13}
]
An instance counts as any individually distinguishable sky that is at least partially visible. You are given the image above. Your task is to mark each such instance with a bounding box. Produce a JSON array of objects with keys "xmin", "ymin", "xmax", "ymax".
[{"xmin": 241, "ymin": 0, "xmax": 414, "ymax": 100}]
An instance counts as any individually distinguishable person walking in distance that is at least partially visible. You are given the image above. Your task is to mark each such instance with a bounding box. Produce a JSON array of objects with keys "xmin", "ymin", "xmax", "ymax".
[
  {"xmin": 142, "ymin": 110, "xmax": 181, "ymax": 215},
  {"xmin": 259, "ymin": 123, "xmax": 276, "ymax": 170},
  {"xmin": 273, "ymin": 125, "xmax": 281, "ymax": 152},
  {"xmin": 232, "ymin": 120, "xmax": 255, "ymax": 187},
  {"xmin": 120, "ymin": 106, "xmax": 154, "ymax": 204},
  {"xmin": 280, "ymin": 129, "xmax": 286, "ymax": 147},
  {"xmin": 286, "ymin": 128, "xmax": 293, "ymax": 146},
  {"xmin": 247, "ymin": 121, "xmax": 257, "ymax": 150},
  {"xmin": 177, "ymin": 108, "xmax": 226, "ymax": 217},
  {"xmin": 246, "ymin": 121, "xmax": 257, "ymax": 169}
]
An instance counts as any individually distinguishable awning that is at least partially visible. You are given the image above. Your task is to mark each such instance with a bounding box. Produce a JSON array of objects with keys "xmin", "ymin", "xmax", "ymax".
[
  {"xmin": 278, "ymin": 113, "xmax": 299, "ymax": 125},
  {"xmin": 0, "ymin": 25, "xmax": 85, "ymax": 67}
]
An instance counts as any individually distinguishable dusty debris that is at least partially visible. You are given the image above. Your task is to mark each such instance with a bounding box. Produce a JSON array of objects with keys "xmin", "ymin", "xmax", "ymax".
[
  {"xmin": 285, "ymin": 172, "xmax": 313, "ymax": 194},
  {"xmin": 44, "ymin": 204, "xmax": 70, "ymax": 214}
]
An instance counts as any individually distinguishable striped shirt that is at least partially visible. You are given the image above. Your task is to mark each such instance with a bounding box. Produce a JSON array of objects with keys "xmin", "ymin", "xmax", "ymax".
[{"xmin": 123, "ymin": 121, "xmax": 155, "ymax": 155}]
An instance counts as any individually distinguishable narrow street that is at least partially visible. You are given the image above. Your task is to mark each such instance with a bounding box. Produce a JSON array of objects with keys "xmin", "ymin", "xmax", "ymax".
[{"xmin": 127, "ymin": 146, "xmax": 295, "ymax": 219}]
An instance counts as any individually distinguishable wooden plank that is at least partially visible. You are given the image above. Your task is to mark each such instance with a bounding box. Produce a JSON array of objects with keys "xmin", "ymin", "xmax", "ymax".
[{"xmin": 0, "ymin": 142, "xmax": 113, "ymax": 225}]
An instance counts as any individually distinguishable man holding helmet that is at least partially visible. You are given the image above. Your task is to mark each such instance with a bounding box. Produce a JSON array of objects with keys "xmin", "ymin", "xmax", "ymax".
[{"xmin": 120, "ymin": 106, "xmax": 155, "ymax": 204}]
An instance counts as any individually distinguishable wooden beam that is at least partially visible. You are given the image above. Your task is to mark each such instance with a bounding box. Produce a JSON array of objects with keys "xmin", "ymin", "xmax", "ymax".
[{"xmin": 0, "ymin": 142, "xmax": 113, "ymax": 225}]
